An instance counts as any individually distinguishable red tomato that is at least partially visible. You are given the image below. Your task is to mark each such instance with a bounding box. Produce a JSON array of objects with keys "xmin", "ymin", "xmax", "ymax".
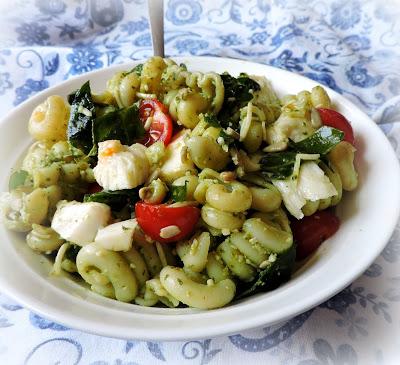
[
  {"xmin": 139, "ymin": 99, "xmax": 173, "ymax": 146},
  {"xmin": 135, "ymin": 202, "xmax": 200, "ymax": 243},
  {"xmin": 87, "ymin": 183, "xmax": 102, "ymax": 194},
  {"xmin": 291, "ymin": 210, "xmax": 340, "ymax": 260},
  {"xmin": 317, "ymin": 108, "xmax": 355, "ymax": 145}
]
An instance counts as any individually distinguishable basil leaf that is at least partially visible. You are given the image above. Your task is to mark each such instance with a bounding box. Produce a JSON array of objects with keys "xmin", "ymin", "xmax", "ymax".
[
  {"xmin": 67, "ymin": 81, "xmax": 96, "ymax": 155},
  {"xmin": 218, "ymin": 73, "xmax": 260, "ymax": 127},
  {"xmin": 259, "ymin": 152, "xmax": 298, "ymax": 179},
  {"xmin": 91, "ymin": 104, "xmax": 145, "ymax": 155},
  {"xmin": 292, "ymin": 126, "xmax": 344, "ymax": 154},
  {"xmin": 236, "ymin": 244, "xmax": 296, "ymax": 299},
  {"xmin": 84, "ymin": 189, "xmax": 139, "ymax": 211},
  {"xmin": 9, "ymin": 170, "xmax": 29, "ymax": 190},
  {"xmin": 171, "ymin": 183, "xmax": 187, "ymax": 202}
]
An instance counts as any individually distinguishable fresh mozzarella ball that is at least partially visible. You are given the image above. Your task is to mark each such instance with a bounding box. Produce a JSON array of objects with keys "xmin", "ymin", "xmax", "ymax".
[
  {"xmin": 51, "ymin": 200, "xmax": 111, "ymax": 246},
  {"xmin": 93, "ymin": 140, "xmax": 150, "ymax": 191},
  {"xmin": 159, "ymin": 131, "xmax": 196, "ymax": 183},
  {"xmin": 95, "ymin": 219, "xmax": 137, "ymax": 252}
]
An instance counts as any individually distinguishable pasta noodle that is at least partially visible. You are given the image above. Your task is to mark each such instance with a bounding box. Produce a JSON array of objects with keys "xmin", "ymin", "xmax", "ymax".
[
  {"xmin": 28, "ymin": 95, "xmax": 69, "ymax": 142},
  {"xmin": 76, "ymin": 243, "xmax": 138, "ymax": 302},
  {"xmin": 160, "ymin": 266, "xmax": 236, "ymax": 309},
  {"xmin": 26, "ymin": 224, "xmax": 64, "ymax": 252}
]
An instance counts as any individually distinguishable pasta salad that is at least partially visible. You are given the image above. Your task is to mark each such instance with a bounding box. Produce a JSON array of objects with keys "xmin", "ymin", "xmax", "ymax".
[{"xmin": 0, "ymin": 57, "xmax": 358, "ymax": 309}]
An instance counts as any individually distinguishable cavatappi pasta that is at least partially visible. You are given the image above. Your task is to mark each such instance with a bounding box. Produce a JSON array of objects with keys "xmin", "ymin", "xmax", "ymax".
[{"xmin": 1, "ymin": 57, "xmax": 358, "ymax": 309}]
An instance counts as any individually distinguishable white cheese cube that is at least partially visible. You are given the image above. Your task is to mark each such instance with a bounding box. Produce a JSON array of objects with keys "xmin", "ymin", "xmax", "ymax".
[
  {"xmin": 273, "ymin": 161, "xmax": 338, "ymax": 220},
  {"xmin": 94, "ymin": 140, "xmax": 150, "ymax": 191},
  {"xmin": 51, "ymin": 200, "xmax": 111, "ymax": 245},
  {"xmin": 272, "ymin": 179, "xmax": 306, "ymax": 220},
  {"xmin": 159, "ymin": 130, "xmax": 196, "ymax": 183},
  {"xmin": 298, "ymin": 161, "xmax": 337, "ymax": 201},
  {"xmin": 94, "ymin": 219, "xmax": 137, "ymax": 251}
]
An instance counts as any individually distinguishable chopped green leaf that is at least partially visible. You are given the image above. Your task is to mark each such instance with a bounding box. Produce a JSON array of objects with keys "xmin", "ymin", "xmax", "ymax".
[
  {"xmin": 170, "ymin": 183, "xmax": 187, "ymax": 202},
  {"xmin": 68, "ymin": 81, "xmax": 144, "ymax": 156},
  {"xmin": 67, "ymin": 81, "xmax": 96, "ymax": 154},
  {"xmin": 292, "ymin": 126, "xmax": 344, "ymax": 154},
  {"xmin": 259, "ymin": 152, "xmax": 298, "ymax": 179},
  {"xmin": 218, "ymin": 73, "xmax": 261, "ymax": 127},
  {"xmin": 91, "ymin": 104, "xmax": 145, "ymax": 155},
  {"xmin": 84, "ymin": 189, "xmax": 139, "ymax": 211},
  {"xmin": 219, "ymin": 129, "xmax": 235, "ymax": 145},
  {"xmin": 204, "ymin": 113, "xmax": 221, "ymax": 128},
  {"xmin": 236, "ymin": 244, "xmax": 296, "ymax": 299},
  {"xmin": 9, "ymin": 170, "xmax": 29, "ymax": 191},
  {"xmin": 132, "ymin": 63, "xmax": 143, "ymax": 76},
  {"xmin": 122, "ymin": 64, "xmax": 143, "ymax": 77}
]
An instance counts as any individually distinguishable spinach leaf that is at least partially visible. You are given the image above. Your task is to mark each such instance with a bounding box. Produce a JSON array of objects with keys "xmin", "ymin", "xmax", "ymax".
[
  {"xmin": 218, "ymin": 73, "xmax": 260, "ymax": 127},
  {"xmin": 91, "ymin": 104, "xmax": 145, "ymax": 155},
  {"xmin": 236, "ymin": 244, "xmax": 296, "ymax": 299},
  {"xmin": 203, "ymin": 114, "xmax": 236, "ymax": 146},
  {"xmin": 170, "ymin": 183, "xmax": 187, "ymax": 202},
  {"xmin": 259, "ymin": 152, "xmax": 298, "ymax": 179},
  {"xmin": 84, "ymin": 189, "xmax": 139, "ymax": 211},
  {"xmin": 292, "ymin": 126, "xmax": 344, "ymax": 154},
  {"xmin": 9, "ymin": 170, "xmax": 29, "ymax": 190},
  {"xmin": 67, "ymin": 81, "xmax": 96, "ymax": 154},
  {"xmin": 68, "ymin": 81, "xmax": 144, "ymax": 156}
]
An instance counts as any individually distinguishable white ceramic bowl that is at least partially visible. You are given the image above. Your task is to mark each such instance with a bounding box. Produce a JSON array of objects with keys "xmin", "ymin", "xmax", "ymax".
[{"xmin": 0, "ymin": 57, "xmax": 399, "ymax": 341}]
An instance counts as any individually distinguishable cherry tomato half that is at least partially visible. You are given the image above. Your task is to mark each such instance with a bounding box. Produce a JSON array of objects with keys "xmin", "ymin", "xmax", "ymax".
[
  {"xmin": 139, "ymin": 99, "xmax": 173, "ymax": 146},
  {"xmin": 291, "ymin": 210, "xmax": 340, "ymax": 260},
  {"xmin": 135, "ymin": 202, "xmax": 200, "ymax": 243},
  {"xmin": 317, "ymin": 108, "xmax": 355, "ymax": 145}
]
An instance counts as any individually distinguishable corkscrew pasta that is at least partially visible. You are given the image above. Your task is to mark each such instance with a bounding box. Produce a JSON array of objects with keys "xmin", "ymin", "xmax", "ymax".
[{"xmin": 1, "ymin": 57, "xmax": 358, "ymax": 310}]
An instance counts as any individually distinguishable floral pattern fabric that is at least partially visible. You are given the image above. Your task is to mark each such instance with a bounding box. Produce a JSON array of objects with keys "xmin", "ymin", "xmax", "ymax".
[{"xmin": 0, "ymin": 0, "xmax": 400, "ymax": 364}]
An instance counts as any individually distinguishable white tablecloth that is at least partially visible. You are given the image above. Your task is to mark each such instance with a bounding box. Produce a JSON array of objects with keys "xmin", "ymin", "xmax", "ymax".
[{"xmin": 0, "ymin": 0, "xmax": 399, "ymax": 364}]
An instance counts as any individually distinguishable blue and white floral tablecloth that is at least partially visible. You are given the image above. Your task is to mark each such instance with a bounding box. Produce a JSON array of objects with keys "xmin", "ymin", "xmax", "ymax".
[{"xmin": 1, "ymin": 0, "xmax": 400, "ymax": 364}]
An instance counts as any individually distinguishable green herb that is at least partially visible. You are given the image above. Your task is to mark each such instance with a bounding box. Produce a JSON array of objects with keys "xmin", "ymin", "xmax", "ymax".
[
  {"xmin": 204, "ymin": 113, "xmax": 221, "ymax": 128},
  {"xmin": 177, "ymin": 278, "xmax": 183, "ymax": 285},
  {"xmin": 219, "ymin": 129, "xmax": 235, "ymax": 145},
  {"xmin": 132, "ymin": 63, "xmax": 143, "ymax": 76},
  {"xmin": 292, "ymin": 126, "xmax": 344, "ymax": 154},
  {"xmin": 84, "ymin": 189, "xmax": 139, "ymax": 211},
  {"xmin": 67, "ymin": 81, "xmax": 96, "ymax": 154},
  {"xmin": 218, "ymin": 73, "xmax": 260, "ymax": 127},
  {"xmin": 259, "ymin": 152, "xmax": 298, "ymax": 179},
  {"xmin": 170, "ymin": 182, "xmax": 187, "ymax": 202},
  {"xmin": 9, "ymin": 170, "xmax": 29, "ymax": 190},
  {"xmin": 236, "ymin": 244, "xmax": 296, "ymax": 299}
]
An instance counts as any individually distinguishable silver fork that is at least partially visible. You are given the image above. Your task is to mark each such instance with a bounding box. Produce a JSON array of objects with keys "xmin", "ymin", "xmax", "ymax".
[{"xmin": 147, "ymin": 0, "xmax": 165, "ymax": 57}]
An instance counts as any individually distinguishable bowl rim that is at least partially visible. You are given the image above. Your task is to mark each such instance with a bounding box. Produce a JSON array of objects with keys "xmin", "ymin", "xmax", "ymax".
[{"xmin": 0, "ymin": 56, "xmax": 399, "ymax": 341}]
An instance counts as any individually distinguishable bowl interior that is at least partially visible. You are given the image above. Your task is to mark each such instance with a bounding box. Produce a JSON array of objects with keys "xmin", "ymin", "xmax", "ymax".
[{"xmin": 0, "ymin": 57, "xmax": 399, "ymax": 340}]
